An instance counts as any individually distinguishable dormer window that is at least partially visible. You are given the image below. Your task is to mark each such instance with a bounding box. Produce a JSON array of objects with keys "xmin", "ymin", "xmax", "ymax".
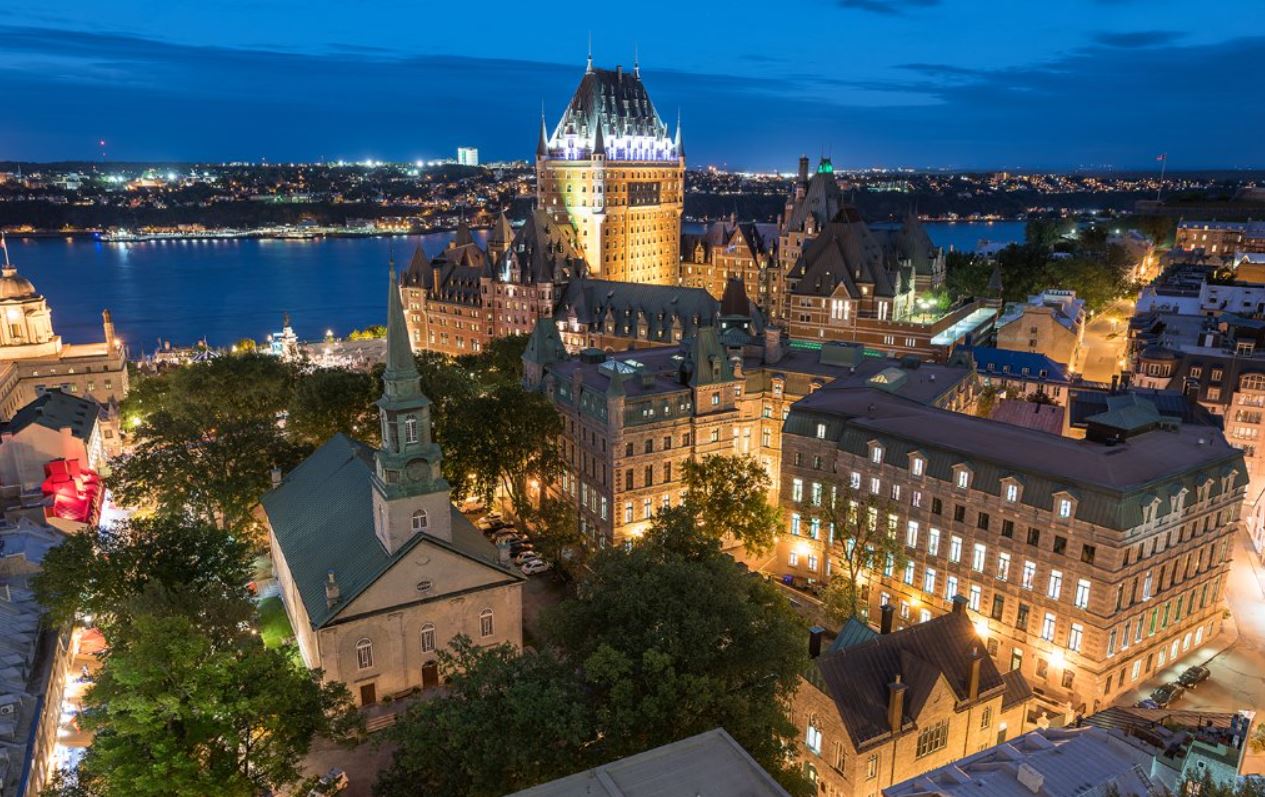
[
  {"xmin": 1054, "ymin": 491, "xmax": 1077, "ymax": 520},
  {"xmin": 870, "ymin": 442, "xmax": 884, "ymax": 464},
  {"xmin": 954, "ymin": 466, "xmax": 972, "ymax": 490},
  {"xmin": 1006, "ymin": 484, "xmax": 1019, "ymax": 503},
  {"xmin": 911, "ymin": 455, "xmax": 925, "ymax": 477},
  {"xmin": 1002, "ymin": 477, "xmax": 1022, "ymax": 504},
  {"xmin": 412, "ymin": 510, "xmax": 428, "ymax": 532},
  {"xmin": 816, "ymin": 423, "xmax": 827, "ymax": 440}
]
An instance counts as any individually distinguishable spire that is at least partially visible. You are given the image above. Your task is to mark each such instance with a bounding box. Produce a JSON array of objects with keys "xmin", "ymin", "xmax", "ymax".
[
  {"xmin": 634, "ymin": 44, "xmax": 639, "ymax": 78},
  {"xmin": 537, "ymin": 106, "xmax": 549, "ymax": 158},
  {"xmin": 383, "ymin": 263, "xmax": 422, "ymax": 398},
  {"xmin": 674, "ymin": 110, "xmax": 684, "ymax": 158},
  {"xmin": 491, "ymin": 210, "xmax": 514, "ymax": 245},
  {"xmin": 452, "ymin": 217, "xmax": 474, "ymax": 248},
  {"xmin": 586, "ymin": 32, "xmax": 593, "ymax": 74},
  {"xmin": 593, "ymin": 121, "xmax": 605, "ymax": 157}
]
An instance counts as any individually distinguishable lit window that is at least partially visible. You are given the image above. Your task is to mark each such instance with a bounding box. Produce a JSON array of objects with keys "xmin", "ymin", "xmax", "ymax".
[
  {"xmin": 1058, "ymin": 498, "xmax": 1073, "ymax": 518},
  {"xmin": 1047, "ymin": 570, "xmax": 1063, "ymax": 600},
  {"xmin": 1005, "ymin": 483, "xmax": 1018, "ymax": 503},
  {"xmin": 928, "ymin": 528, "xmax": 941, "ymax": 556},
  {"xmin": 997, "ymin": 552, "xmax": 1011, "ymax": 581},
  {"xmin": 871, "ymin": 446, "xmax": 883, "ymax": 464},
  {"xmin": 816, "ymin": 423, "xmax": 827, "ymax": 439},
  {"xmin": 1041, "ymin": 613, "xmax": 1056, "ymax": 642},
  {"xmin": 969, "ymin": 584, "xmax": 981, "ymax": 611},
  {"xmin": 972, "ymin": 543, "xmax": 986, "ymax": 572},
  {"xmin": 356, "ymin": 638, "xmax": 374, "ymax": 670},
  {"xmin": 792, "ymin": 478, "xmax": 804, "ymax": 502},
  {"xmin": 949, "ymin": 536, "xmax": 963, "ymax": 563},
  {"xmin": 805, "ymin": 716, "xmax": 823, "ymax": 755},
  {"xmin": 1074, "ymin": 579, "xmax": 1091, "ymax": 609},
  {"xmin": 1069, "ymin": 623, "xmax": 1084, "ymax": 652},
  {"xmin": 924, "ymin": 568, "xmax": 937, "ymax": 594},
  {"xmin": 957, "ymin": 470, "xmax": 969, "ymax": 489},
  {"xmin": 404, "ymin": 416, "xmax": 419, "ymax": 444},
  {"xmin": 1022, "ymin": 561, "xmax": 1036, "ymax": 590},
  {"xmin": 420, "ymin": 623, "xmax": 435, "ymax": 653},
  {"xmin": 906, "ymin": 521, "xmax": 919, "ymax": 548}
]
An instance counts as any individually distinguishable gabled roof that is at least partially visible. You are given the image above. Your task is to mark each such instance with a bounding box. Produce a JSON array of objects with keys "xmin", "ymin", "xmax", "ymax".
[
  {"xmin": 497, "ymin": 208, "xmax": 586, "ymax": 285},
  {"xmin": 3, "ymin": 390, "xmax": 99, "ymax": 441},
  {"xmin": 262, "ymin": 434, "xmax": 519, "ymax": 629},
  {"xmin": 557, "ymin": 278, "xmax": 721, "ymax": 344},
  {"xmin": 810, "ymin": 611, "xmax": 1011, "ymax": 751},
  {"xmin": 784, "ymin": 160, "xmax": 846, "ymax": 233},
  {"xmin": 544, "ymin": 66, "xmax": 676, "ymax": 162},
  {"xmin": 871, "ymin": 212, "xmax": 941, "ymax": 276},
  {"xmin": 789, "ymin": 207, "xmax": 897, "ymax": 298},
  {"xmin": 523, "ymin": 317, "xmax": 569, "ymax": 368}
]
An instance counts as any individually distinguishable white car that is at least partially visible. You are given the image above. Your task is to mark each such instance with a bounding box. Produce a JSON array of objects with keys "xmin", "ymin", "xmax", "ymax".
[
  {"xmin": 520, "ymin": 559, "xmax": 552, "ymax": 576},
  {"xmin": 512, "ymin": 550, "xmax": 539, "ymax": 565}
]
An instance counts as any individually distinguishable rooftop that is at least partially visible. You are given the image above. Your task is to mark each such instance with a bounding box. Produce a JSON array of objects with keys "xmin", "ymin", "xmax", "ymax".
[{"xmin": 506, "ymin": 728, "xmax": 790, "ymax": 797}]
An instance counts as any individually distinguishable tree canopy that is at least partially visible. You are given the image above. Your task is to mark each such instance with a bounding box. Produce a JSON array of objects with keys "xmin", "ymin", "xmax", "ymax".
[
  {"xmin": 818, "ymin": 485, "xmax": 908, "ymax": 625},
  {"xmin": 681, "ymin": 454, "xmax": 781, "ymax": 555}
]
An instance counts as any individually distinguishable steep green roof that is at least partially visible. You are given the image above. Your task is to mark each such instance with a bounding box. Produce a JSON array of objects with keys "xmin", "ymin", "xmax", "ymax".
[{"xmin": 262, "ymin": 434, "xmax": 519, "ymax": 629}]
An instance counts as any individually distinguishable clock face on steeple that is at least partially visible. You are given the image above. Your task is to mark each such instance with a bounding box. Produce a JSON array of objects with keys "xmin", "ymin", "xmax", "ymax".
[{"xmin": 405, "ymin": 459, "xmax": 429, "ymax": 482}]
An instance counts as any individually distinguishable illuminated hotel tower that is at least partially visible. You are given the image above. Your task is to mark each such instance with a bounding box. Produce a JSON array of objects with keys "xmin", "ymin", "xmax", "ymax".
[{"xmin": 536, "ymin": 54, "xmax": 684, "ymax": 285}]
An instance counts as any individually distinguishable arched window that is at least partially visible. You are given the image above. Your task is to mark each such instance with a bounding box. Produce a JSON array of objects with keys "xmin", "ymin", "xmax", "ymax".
[
  {"xmin": 479, "ymin": 608, "xmax": 494, "ymax": 638},
  {"xmin": 412, "ymin": 510, "xmax": 428, "ymax": 532},
  {"xmin": 805, "ymin": 714, "xmax": 822, "ymax": 754},
  {"xmin": 420, "ymin": 623, "xmax": 436, "ymax": 653},
  {"xmin": 355, "ymin": 638, "xmax": 374, "ymax": 670}
]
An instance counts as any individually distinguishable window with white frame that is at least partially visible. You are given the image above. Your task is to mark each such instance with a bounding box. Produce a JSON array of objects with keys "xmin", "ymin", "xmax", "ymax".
[
  {"xmin": 411, "ymin": 509, "xmax": 428, "ymax": 532},
  {"xmin": 903, "ymin": 560, "xmax": 915, "ymax": 585},
  {"xmin": 924, "ymin": 567, "xmax": 937, "ymax": 594},
  {"xmin": 850, "ymin": 471, "xmax": 862, "ymax": 489},
  {"xmin": 792, "ymin": 478, "xmax": 804, "ymax": 502},
  {"xmin": 1068, "ymin": 623, "xmax": 1084, "ymax": 652},
  {"xmin": 871, "ymin": 445, "xmax": 884, "ymax": 464},
  {"xmin": 805, "ymin": 716, "xmax": 823, "ymax": 755},
  {"xmin": 356, "ymin": 638, "xmax": 374, "ymax": 670},
  {"xmin": 906, "ymin": 520, "xmax": 919, "ymax": 548},
  {"xmin": 949, "ymin": 535, "xmax": 963, "ymax": 563},
  {"xmin": 480, "ymin": 608, "xmax": 494, "ymax": 637},
  {"xmin": 816, "ymin": 423, "xmax": 827, "ymax": 439},
  {"xmin": 1041, "ymin": 612, "xmax": 1056, "ymax": 641},
  {"xmin": 808, "ymin": 554, "xmax": 819, "ymax": 572},
  {"xmin": 1005, "ymin": 483, "xmax": 1019, "ymax": 503},
  {"xmin": 1022, "ymin": 560, "xmax": 1036, "ymax": 590},
  {"xmin": 1047, "ymin": 570, "xmax": 1063, "ymax": 600},
  {"xmin": 969, "ymin": 584, "xmax": 982, "ymax": 611},
  {"xmin": 956, "ymin": 469, "xmax": 970, "ymax": 489},
  {"xmin": 997, "ymin": 552, "xmax": 1011, "ymax": 581},
  {"xmin": 404, "ymin": 416, "xmax": 419, "ymax": 444},
  {"xmin": 928, "ymin": 528, "xmax": 941, "ymax": 556},
  {"xmin": 946, "ymin": 575, "xmax": 959, "ymax": 600},
  {"xmin": 789, "ymin": 551, "xmax": 799, "ymax": 567},
  {"xmin": 421, "ymin": 623, "xmax": 435, "ymax": 653},
  {"xmin": 1057, "ymin": 498, "xmax": 1073, "ymax": 518},
  {"xmin": 1074, "ymin": 578, "xmax": 1091, "ymax": 609},
  {"xmin": 972, "ymin": 543, "xmax": 986, "ymax": 572},
  {"xmin": 912, "ymin": 456, "xmax": 925, "ymax": 477}
]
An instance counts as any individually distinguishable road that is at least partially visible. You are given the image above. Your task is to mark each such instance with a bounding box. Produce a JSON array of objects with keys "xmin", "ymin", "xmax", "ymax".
[
  {"xmin": 1117, "ymin": 530, "xmax": 1265, "ymax": 774},
  {"xmin": 1080, "ymin": 297, "xmax": 1134, "ymax": 383}
]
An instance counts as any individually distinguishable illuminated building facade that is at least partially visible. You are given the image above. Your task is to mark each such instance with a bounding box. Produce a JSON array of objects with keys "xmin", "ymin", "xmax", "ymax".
[
  {"xmin": 778, "ymin": 388, "xmax": 1242, "ymax": 714},
  {"xmin": 680, "ymin": 219, "xmax": 782, "ymax": 320},
  {"xmin": 536, "ymin": 58, "xmax": 684, "ymax": 285}
]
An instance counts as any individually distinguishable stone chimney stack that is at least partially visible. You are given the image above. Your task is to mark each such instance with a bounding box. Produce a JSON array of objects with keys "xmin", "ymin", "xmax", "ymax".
[
  {"xmin": 952, "ymin": 594, "xmax": 968, "ymax": 614},
  {"xmin": 102, "ymin": 309, "xmax": 116, "ymax": 348},
  {"xmin": 324, "ymin": 570, "xmax": 340, "ymax": 608},
  {"xmin": 968, "ymin": 645, "xmax": 983, "ymax": 701},
  {"xmin": 764, "ymin": 326, "xmax": 784, "ymax": 365},
  {"xmin": 880, "ymin": 603, "xmax": 895, "ymax": 634},
  {"xmin": 271, "ymin": 466, "xmax": 283, "ymax": 489},
  {"xmin": 887, "ymin": 673, "xmax": 907, "ymax": 735}
]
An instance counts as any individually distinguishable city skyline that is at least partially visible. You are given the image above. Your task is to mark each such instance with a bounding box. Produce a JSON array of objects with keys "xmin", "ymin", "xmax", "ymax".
[{"xmin": 3, "ymin": 0, "xmax": 1264, "ymax": 170}]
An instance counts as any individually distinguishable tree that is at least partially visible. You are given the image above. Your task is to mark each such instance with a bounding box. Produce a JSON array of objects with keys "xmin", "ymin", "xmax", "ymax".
[
  {"xmin": 456, "ymin": 334, "xmax": 529, "ymax": 388},
  {"xmin": 287, "ymin": 367, "xmax": 380, "ymax": 449},
  {"xmin": 374, "ymin": 638, "xmax": 594, "ymax": 797},
  {"xmin": 523, "ymin": 496, "xmax": 585, "ymax": 578},
  {"xmin": 543, "ymin": 522, "xmax": 811, "ymax": 796},
  {"xmin": 440, "ymin": 383, "xmax": 563, "ymax": 518},
  {"xmin": 680, "ymin": 454, "xmax": 781, "ymax": 554},
  {"xmin": 818, "ymin": 485, "xmax": 908, "ymax": 625},
  {"xmin": 32, "ymin": 516, "xmax": 252, "ymax": 635},
  {"xmin": 58, "ymin": 587, "xmax": 361, "ymax": 797},
  {"xmin": 112, "ymin": 354, "xmax": 300, "ymax": 539}
]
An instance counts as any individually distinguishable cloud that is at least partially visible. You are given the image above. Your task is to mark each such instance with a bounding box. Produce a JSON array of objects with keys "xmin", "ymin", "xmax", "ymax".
[
  {"xmin": 1092, "ymin": 30, "xmax": 1185, "ymax": 48},
  {"xmin": 836, "ymin": 0, "xmax": 939, "ymax": 15}
]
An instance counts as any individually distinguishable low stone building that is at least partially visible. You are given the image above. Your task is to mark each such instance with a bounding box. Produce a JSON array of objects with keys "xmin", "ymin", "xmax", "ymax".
[
  {"xmin": 792, "ymin": 605, "xmax": 1033, "ymax": 797},
  {"xmin": 264, "ymin": 268, "xmax": 523, "ymax": 706}
]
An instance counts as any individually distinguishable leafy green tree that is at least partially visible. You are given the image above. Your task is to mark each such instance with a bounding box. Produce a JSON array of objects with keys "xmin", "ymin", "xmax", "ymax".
[
  {"xmin": 680, "ymin": 454, "xmax": 781, "ymax": 555},
  {"xmin": 456, "ymin": 334, "xmax": 529, "ymax": 387},
  {"xmin": 375, "ymin": 638, "xmax": 594, "ymax": 797},
  {"xmin": 347, "ymin": 324, "xmax": 387, "ymax": 340},
  {"xmin": 112, "ymin": 354, "xmax": 300, "ymax": 539},
  {"xmin": 543, "ymin": 521, "xmax": 811, "ymax": 796},
  {"xmin": 524, "ymin": 496, "xmax": 585, "ymax": 577},
  {"xmin": 818, "ymin": 485, "xmax": 908, "ymax": 625},
  {"xmin": 440, "ymin": 383, "xmax": 563, "ymax": 518},
  {"xmin": 32, "ymin": 516, "xmax": 252, "ymax": 635},
  {"xmin": 287, "ymin": 367, "xmax": 380, "ymax": 449},
  {"xmin": 57, "ymin": 587, "xmax": 361, "ymax": 797}
]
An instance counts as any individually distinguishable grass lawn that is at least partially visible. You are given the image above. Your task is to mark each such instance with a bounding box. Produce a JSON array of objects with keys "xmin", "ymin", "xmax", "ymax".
[{"xmin": 257, "ymin": 596, "xmax": 294, "ymax": 650}]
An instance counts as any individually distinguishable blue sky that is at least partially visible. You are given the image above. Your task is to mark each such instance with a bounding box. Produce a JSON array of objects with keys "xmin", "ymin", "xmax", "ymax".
[{"xmin": 2, "ymin": 0, "xmax": 1263, "ymax": 170}]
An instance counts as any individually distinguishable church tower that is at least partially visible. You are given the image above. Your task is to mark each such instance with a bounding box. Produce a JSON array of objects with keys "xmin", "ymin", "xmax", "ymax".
[{"xmin": 372, "ymin": 264, "xmax": 452, "ymax": 554}]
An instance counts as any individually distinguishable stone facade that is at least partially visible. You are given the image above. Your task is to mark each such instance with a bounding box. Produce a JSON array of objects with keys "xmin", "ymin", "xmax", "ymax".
[
  {"xmin": 777, "ymin": 388, "xmax": 1242, "ymax": 713},
  {"xmin": 995, "ymin": 290, "xmax": 1085, "ymax": 373}
]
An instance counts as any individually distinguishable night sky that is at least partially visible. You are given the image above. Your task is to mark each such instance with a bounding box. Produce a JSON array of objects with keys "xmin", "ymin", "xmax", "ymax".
[{"xmin": 3, "ymin": 0, "xmax": 1263, "ymax": 170}]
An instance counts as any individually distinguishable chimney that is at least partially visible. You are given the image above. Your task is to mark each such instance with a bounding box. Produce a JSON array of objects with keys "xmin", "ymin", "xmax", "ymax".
[
  {"xmin": 798, "ymin": 155, "xmax": 810, "ymax": 184},
  {"xmin": 951, "ymin": 594, "xmax": 968, "ymax": 614},
  {"xmin": 887, "ymin": 673, "xmax": 907, "ymax": 735},
  {"xmin": 324, "ymin": 570, "xmax": 340, "ymax": 608},
  {"xmin": 968, "ymin": 645, "xmax": 983, "ymax": 701},
  {"xmin": 102, "ymin": 309, "xmax": 116, "ymax": 348},
  {"xmin": 764, "ymin": 326, "xmax": 784, "ymax": 365},
  {"xmin": 1110, "ymin": 374, "xmax": 1119, "ymax": 394},
  {"xmin": 270, "ymin": 466, "xmax": 283, "ymax": 489},
  {"xmin": 498, "ymin": 542, "xmax": 512, "ymax": 566},
  {"xmin": 809, "ymin": 625, "xmax": 825, "ymax": 658},
  {"xmin": 880, "ymin": 603, "xmax": 894, "ymax": 634}
]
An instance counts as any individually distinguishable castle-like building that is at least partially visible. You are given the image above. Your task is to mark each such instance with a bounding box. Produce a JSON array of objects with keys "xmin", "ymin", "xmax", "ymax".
[{"xmin": 536, "ymin": 56, "xmax": 684, "ymax": 285}]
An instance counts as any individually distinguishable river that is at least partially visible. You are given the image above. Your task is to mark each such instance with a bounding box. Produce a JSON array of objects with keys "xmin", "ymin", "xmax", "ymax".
[{"xmin": 5, "ymin": 221, "xmax": 1024, "ymax": 350}]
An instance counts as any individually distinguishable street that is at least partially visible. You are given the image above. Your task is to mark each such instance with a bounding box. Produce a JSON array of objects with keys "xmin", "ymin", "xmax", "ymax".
[{"xmin": 1080, "ymin": 297, "xmax": 1134, "ymax": 383}]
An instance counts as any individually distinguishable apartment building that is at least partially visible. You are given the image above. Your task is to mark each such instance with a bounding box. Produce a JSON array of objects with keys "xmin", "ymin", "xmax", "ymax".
[
  {"xmin": 793, "ymin": 606, "xmax": 1033, "ymax": 797},
  {"xmin": 995, "ymin": 290, "xmax": 1085, "ymax": 374},
  {"xmin": 778, "ymin": 387, "xmax": 1244, "ymax": 714}
]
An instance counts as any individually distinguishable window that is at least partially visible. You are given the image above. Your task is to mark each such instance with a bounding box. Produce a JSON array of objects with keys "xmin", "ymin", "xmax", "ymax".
[
  {"xmin": 1074, "ymin": 579, "xmax": 1091, "ymax": 609},
  {"xmin": 924, "ymin": 568, "xmax": 937, "ymax": 594},
  {"xmin": 1022, "ymin": 561, "xmax": 1036, "ymax": 590},
  {"xmin": 1053, "ymin": 536, "xmax": 1067, "ymax": 555},
  {"xmin": 946, "ymin": 575, "xmax": 959, "ymax": 600},
  {"xmin": 912, "ymin": 456, "xmax": 925, "ymax": 477},
  {"xmin": 906, "ymin": 521, "xmax": 920, "ymax": 548},
  {"xmin": 816, "ymin": 423, "xmax": 827, "ymax": 439},
  {"xmin": 871, "ymin": 445, "xmax": 883, "ymax": 463},
  {"xmin": 1027, "ymin": 528, "xmax": 1040, "ymax": 546},
  {"xmin": 1069, "ymin": 623, "xmax": 1084, "ymax": 652},
  {"xmin": 1016, "ymin": 604, "xmax": 1030, "ymax": 632},
  {"xmin": 949, "ymin": 536, "xmax": 963, "ymax": 563},
  {"xmin": 642, "ymin": 499, "xmax": 652, "ymax": 519},
  {"xmin": 792, "ymin": 478, "xmax": 804, "ymax": 502},
  {"xmin": 866, "ymin": 754, "xmax": 878, "ymax": 779},
  {"xmin": 356, "ymin": 638, "xmax": 374, "ymax": 670},
  {"xmin": 1005, "ymin": 483, "xmax": 1019, "ymax": 503},
  {"xmin": 997, "ymin": 552, "xmax": 1011, "ymax": 581},
  {"xmin": 969, "ymin": 584, "xmax": 982, "ymax": 611},
  {"xmin": 1107, "ymin": 629, "xmax": 1117, "ymax": 656},
  {"xmin": 811, "ymin": 482, "xmax": 823, "ymax": 506},
  {"xmin": 1081, "ymin": 544, "xmax": 1096, "ymax": 565},
  {"xmin": 1047, "ymin": 570, "xmax": 1063, "ymax": 600},
  {"xmin": 791, "ymin": 513, "xmax": 801, "ymax": 535},
  {"xmin": 1001, "ymin": 520, "xmax": 1014, "ymax": 539},
  {"xmin": 953, "ymin": 504, "xmax": 966, "ymax": 522},
  {"xmin": 991, "ymin": 594, "xmax": 1004, "ymax": 620},
  {"xmin": 980, "ymin": 707, "xmax": 993, "ymax": 730},
  {"xmin": 916, "ymin": 720, "xmax": 950, "ymax": 758},
  {"xmin": 805, "ymin": 716, "xmax": 823, "ymax": 755},
  {"xmin": 956, "ymin": 470, "xmax": 970, "ymax": 489},
  {"xmin": 1041, "ymin": 612, "xmax": 1056, "ymax": 642},
  {"xmin": 480, "ymin": 608, "xmax": 494, "ymax": 638},
  {"xmin": 1058, "ymin": 498, "xmax": 1073, "ymax": 519},
  {"xmin": 903, "ymin": 560, "xmax": 915, "ymax": 585},
  {"xmin": 411, "ymin": 509, "xmax": 428, "ymax": 532},
  {"xmin": 932, "ymin": 497, "xmax": 943, "ymax": 515},
  {"xmin": 977, "ymin": 512, "xmax": 990, "ymax": 530},
  {"xmin": 404, "ymin": 416, "xmax": 419, "ymax": 444},
  {"xmin": 421, "ymin": 623, "xmax": 435, "ymax": 653},
  {"xmin": 972, "ymin": 543, "xmax": 987, "ymax": 572},
  {"xmin": 789, "ymin": 551, "xmax": 799, "ymax": 567},
  {"xmin": 928, "ymin": 528, "xmax": 941, "ymax": 556},
  {"xmin": 833, "ymin": 741, "xmax": 846, "ymax": 771}
]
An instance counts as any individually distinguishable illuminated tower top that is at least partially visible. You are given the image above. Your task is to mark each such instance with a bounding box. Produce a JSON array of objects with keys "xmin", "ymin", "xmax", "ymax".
[{"xmin": 543, "ymin": 64, "xmax": 680, "ymax": 163}]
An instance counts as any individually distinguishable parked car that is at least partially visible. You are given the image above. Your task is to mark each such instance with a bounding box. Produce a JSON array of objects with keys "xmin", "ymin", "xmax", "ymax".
[
  {"xmin": 476, "ymin": 515, "xmax": 506, "ymax": 532},
  {"xmin": 1150, "ymin": 683, "xmax": 1185, "ymax": 708},
  {"xmin": 493, "ymin": 530, "xmax": 525, "ymax": 545},
  {"xmin": 508, "ymin": 541, "xmax": 534, "ymax": 556},
  {"xmin": 521, "ymin": 560, "xmax": 552, "ymax": 575},
  {"xmin": 513, "ymin": 551, "xmax": 541, "ymax": 566},
  {"xmin": 1178, "ymin": 665, "xmax": 1210, "ymax": 688},
  {"xmin": 308, "ymin": 768, "xmax": 349, "ymax": 796},
  {"xmin": 1134, "ymin": 698, "xmax": 1160, "ymax": 709}
]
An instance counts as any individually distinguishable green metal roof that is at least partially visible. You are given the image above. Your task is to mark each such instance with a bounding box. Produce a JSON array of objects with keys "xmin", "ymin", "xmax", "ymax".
[{"xmin": 262, "ymin": 434, "xmax": 520, "ymax": 629}]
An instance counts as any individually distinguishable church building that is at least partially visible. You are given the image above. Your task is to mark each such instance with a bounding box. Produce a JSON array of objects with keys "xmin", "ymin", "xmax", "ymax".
[{"xmin": 264, "ymin": 266, "xmax": 524, "ymax": 706}]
